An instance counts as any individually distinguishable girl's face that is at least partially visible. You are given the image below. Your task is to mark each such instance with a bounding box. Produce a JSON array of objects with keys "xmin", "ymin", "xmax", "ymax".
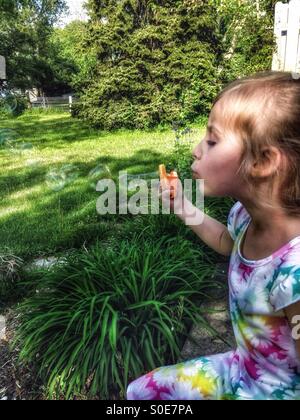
[{"xmin": 191, "ymin": 99, "xmax": 246, "ymax": 197}]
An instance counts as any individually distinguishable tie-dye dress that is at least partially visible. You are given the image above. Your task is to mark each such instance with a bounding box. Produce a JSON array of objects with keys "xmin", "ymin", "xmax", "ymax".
[{"xmin": 126, "ymin": 201, "xmax": 300, "ymax": 400}]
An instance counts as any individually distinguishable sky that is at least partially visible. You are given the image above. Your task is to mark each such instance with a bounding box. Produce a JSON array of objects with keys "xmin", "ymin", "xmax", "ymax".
[{"xmin": 59, "ymin": 0, "xmax": 89, "ymax": 27}]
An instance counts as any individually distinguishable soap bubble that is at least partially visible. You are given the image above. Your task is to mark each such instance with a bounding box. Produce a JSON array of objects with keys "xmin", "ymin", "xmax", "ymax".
[
  {"xmin": 89, "ymin": 164, "xmax": 112, "ymax": 190},
  {"xmin": 26, "ymin": 158, "xmax": 43, "ymax": 170},
  {"xmin": 0, "ymin": 128, "xmax": 19, "ymax": 149},
  {"xmin": 0, "ymin": 129, "xmax": 35, "ymax": 156},
  {"xmin": 9, "ymin": 142, "xmax": 34, "ymax": 155},
  {"xmin": 124, "ymin": 171, "xmax": 159, "ymax": 199},
  {"xmin": 3, "ymin": 94, "xmax": 18, "ymax": 114},
  {"xmin": 46, "ymin": 164, "xmax": 80, "ymax": 192},
  {"xmin": 18, "ymin": 142, "xmax": 33, "ymax": 151},
  {"xmin": 127, "ymin": 171, "xmax": 158, "ymax": 185}
]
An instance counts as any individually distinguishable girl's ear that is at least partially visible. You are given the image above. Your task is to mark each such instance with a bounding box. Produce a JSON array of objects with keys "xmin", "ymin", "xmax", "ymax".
[{"xmin": 251, "ymin": 146, "xmax": 282, "ymax": 179}]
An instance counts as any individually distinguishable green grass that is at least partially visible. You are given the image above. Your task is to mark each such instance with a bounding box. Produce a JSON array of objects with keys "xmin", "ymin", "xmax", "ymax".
[{"xmin": 0, "ymin": 111, "xmax": 204, "ymax": 260}]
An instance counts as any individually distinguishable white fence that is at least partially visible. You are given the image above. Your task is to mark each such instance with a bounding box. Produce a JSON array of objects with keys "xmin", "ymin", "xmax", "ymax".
[
  {"xmin": 29, "ymin": 93, "xmax": 77, "ymax": 112},
  {"xmin": 272, "ymin": 0, "xmax": 300, "ymax": 73},
  {"xmin": 0, "ymin": 56, "xmax": 6, "ymax": 81}
]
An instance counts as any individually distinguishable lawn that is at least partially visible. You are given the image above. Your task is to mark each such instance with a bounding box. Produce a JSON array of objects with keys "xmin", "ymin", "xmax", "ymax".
[{"xmin": 0, "ymin": 110, "xmax": 204, "ymax": 260}]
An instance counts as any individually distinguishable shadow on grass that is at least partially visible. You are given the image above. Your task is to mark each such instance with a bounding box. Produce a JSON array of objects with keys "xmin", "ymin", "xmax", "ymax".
[
  {"xmin": 0, "ymin": 149, "xmax": 172, "ymax": 201},
  {"xmin": 0, "ymin": 150, "xmax": 179, "ymax": 259},
  {"xmin": 0, "ymin": 114, "xmax": 175, "ymax": 149},
  {"xmin": 0, "ymin": 112, "xmax": 211, "ymax": 260}
]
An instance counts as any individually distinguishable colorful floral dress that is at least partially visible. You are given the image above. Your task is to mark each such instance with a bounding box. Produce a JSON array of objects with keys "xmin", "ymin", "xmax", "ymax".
[{"xmin": 126, "ymin": 201, "xmax": 300, "ymax": 400}]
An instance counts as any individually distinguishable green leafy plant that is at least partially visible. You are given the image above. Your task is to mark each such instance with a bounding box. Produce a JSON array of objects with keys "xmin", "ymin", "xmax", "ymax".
[
  {"xmin": 167, "ymin": 124, "xmax": 195, "ymax": 180},
  {"xmin": 14, "ymin": 234, "xmax": 219, "ymax": 399},
  {"xmin": 0, "ymin": 252, "xmax": 24, "ymax": 307}
]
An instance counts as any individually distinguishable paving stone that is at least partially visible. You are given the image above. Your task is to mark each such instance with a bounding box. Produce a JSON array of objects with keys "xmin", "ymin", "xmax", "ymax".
[
  {"xmin": 179, "ymin": 261, "xmax": 235, "ymax": 362},
  {"xmin": 25, "ymin": 256, "xmax": 68, "ymax": 272}
]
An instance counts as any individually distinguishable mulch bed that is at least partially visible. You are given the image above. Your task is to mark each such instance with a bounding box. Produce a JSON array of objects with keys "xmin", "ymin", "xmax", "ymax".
[
  {"xmin": 0, "ymin": 310, "xmax": 45, "ymax": 400},
  {"xmin": 0, "ymin": 309, "xmax": 121, "ymax": 400}
]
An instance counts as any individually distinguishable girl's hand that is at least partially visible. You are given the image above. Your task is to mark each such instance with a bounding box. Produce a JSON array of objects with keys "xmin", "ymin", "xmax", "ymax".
[
  {"xmin": 158, "ymin": 178, "xmax": 201, "ymax": 226},
  {"xmin": 158, "ymin": 177, "xmax": 187, "ymax": 215}
]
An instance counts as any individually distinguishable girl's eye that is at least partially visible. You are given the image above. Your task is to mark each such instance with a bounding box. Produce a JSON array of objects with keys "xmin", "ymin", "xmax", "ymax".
[{"xmin": 207, "ymin": 140, "xmax": 216, "ymax": 147}]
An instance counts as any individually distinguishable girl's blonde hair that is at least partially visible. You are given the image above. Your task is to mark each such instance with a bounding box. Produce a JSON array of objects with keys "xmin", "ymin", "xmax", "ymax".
[{"xmin": 213, "ymin": 71, "xmax": 300, "ymax": 216}]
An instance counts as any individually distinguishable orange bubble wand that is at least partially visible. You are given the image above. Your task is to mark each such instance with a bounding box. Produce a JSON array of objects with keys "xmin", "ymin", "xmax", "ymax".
[{"xmin": 159, "ymin": 164, "xmax": 178, "ymax": 199}]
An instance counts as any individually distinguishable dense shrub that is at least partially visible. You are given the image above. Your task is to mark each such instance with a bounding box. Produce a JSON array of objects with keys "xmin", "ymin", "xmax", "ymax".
[{"xmin": 73, "ymin": 0, "xmax": 222, "ymax": 130}]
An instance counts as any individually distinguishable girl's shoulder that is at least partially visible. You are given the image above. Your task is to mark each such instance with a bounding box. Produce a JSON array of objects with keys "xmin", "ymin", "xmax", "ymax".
[
  {"xmin": 227, "ymin": 201, "xmax": 300, "ymax": 312},
  {"xmin": 270, "ymin": 241, "xmax": 300, "ymax": 312},
  {"xmin": 227, "ymin": 201, "xmax": 250, "ymax": 242}
]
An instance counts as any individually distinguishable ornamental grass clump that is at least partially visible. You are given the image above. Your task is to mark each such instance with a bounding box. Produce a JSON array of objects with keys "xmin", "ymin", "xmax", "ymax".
[
  {"xmin": 0, "ymin": 252, "xmax": 24, "ymax": 306},
  {"xmin": 14, "ymin": 234, "xmax": 218, "ymax": 399}
]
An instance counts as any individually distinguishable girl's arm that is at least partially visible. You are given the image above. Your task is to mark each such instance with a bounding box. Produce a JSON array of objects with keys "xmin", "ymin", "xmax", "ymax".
[
  {"xmin": 284, "ymin": 302, "xmax": 300, "ymax": 358},
  {"xmin": 178, "ymin": 198, "xmax": 234, "ymax": 257},
  {"xmin": 159, "ymin": 181, "xmax": 234, "ymax": 257}
]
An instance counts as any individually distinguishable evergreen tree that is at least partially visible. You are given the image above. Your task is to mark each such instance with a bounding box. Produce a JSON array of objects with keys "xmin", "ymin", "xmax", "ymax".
[
  {"xmin": 74, "ymin": 0, "xmax": 279, "ymax": 130},
  {"xmin": 75, "ymin": 0, "xmax": 222, "ymax": 129}
]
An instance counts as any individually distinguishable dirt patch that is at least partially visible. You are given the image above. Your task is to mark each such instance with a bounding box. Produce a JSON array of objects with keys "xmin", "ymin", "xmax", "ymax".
[
  {"xmin": 0, "ymin": 310, "xmax": 120, "ymax": 400},
  {"xmin": 0, "ymin": 310, "xmax": 45, "ymax": 400}
]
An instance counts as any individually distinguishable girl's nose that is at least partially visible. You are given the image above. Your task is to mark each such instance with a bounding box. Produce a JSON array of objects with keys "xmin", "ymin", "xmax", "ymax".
[
  {"xmin": 192, "ymin": 144, "xmax": 202, "ymax": 161},
  {"xmin": 191, "ymin": 145, "xmax": 201, "ymax": 173}
]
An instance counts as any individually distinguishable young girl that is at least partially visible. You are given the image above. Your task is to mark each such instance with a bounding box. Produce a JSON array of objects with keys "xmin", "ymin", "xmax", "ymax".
[{"xmin": 126, "ymin": 71, "xmax": 300, "ymax": 400}]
